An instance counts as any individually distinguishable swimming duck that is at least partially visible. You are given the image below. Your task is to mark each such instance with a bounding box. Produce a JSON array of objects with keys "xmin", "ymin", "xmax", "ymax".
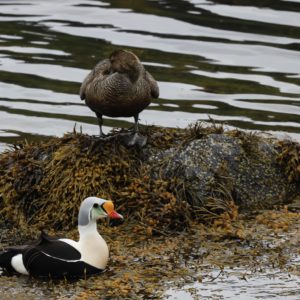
[
  {"xmin": 0, "ymin": 197, "xmax": 123, "ymax": 279},
  {"xmin": 80, "ymin": 49, "xmax": 159, "ymax": 147}
]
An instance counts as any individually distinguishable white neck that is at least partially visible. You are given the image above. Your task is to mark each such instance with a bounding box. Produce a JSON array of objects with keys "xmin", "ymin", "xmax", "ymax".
[
  {"xmin": 78, "ymin": 220, "xmax": 98, "ymax": 240},
  {"xmin": 77, "ymin": 220, "xmax": 109, "ymax": 269}
]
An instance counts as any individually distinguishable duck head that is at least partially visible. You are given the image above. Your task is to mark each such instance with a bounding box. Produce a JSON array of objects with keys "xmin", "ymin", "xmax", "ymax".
[
  {"xmin": 109, "ymin": 50, "xmax": 141, "ymax": 75},
  {"xmin": 78, "ymin": 197, "xmax": 123, "ymax": 226}
]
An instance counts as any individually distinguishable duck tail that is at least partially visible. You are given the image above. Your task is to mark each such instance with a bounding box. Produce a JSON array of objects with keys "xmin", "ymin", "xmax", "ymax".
[
  {"xmin": 0, "ymin": 246, "xmax": 27, "ymax": 275},
  {"xmin": 0, "ymin": 249, "xmax": 17, "ymax": 274}
]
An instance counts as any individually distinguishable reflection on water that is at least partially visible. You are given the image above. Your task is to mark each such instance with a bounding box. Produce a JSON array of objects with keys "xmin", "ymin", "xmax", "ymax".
[{"xmin": 0, "ymin": 0, "xmax": 300, "ymax": 147}]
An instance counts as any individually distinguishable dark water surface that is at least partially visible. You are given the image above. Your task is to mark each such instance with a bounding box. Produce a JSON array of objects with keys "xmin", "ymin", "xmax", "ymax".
[
  {"xmin": 1, "ymin": 1, "xmax": 300, "ymax": 298},
  {"xmin": 0, "ymin": 0, "xmax": 300, "ymax": 151}
]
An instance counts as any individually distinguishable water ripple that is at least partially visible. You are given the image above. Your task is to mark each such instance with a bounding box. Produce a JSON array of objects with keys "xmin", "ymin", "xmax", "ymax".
[{"xmin": 0, "ymin": 0, "xmax": 299, "ymax": 146}]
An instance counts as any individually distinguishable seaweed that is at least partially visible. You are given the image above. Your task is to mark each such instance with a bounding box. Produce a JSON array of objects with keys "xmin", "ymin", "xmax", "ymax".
[
  {"xmin": 277, "ymin": 140, "xmax": 300, "ymax": 183},
  {"xmin": 0, "ymin": 126, "xmax": 300, "ymax": 298},
  {"xmin": 0, "ymin": 128, "xmax": 193, "ymax": 233},
  {"xmin": 0, "ymin": 125, "xmax": 299, "ymax": 235}
]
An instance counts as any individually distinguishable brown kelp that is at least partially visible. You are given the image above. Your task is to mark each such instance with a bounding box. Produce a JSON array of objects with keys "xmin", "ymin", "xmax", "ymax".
[
  {"xmin": 0, "ymin": 125, "xmax": 299, "ymax": 234},
  {"xmin": 277, "ymin": 139, "xmax": 300, "ymax": 183},
  {"xmin": 1, "ymin": 125, "xmax": 300, "ymax": 299}
]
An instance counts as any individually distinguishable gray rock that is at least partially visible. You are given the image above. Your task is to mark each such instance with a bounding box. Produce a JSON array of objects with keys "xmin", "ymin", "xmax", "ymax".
[{"xmin": 148, "ymin": 134, "xmax": 298, "ymax": 210}]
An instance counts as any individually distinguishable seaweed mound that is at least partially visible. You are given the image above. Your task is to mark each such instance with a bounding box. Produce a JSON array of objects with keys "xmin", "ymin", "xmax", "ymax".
[
  {"xmin": 0, "ymin": 125, "xmax": 299, "ymax": 234},
  {"xmin": 0, "ymin": 127, "xmax": 191, "ymax": 234}
]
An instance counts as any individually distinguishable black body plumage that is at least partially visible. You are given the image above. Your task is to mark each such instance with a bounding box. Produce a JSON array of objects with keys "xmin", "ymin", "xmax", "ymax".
[{"xmin": 0, "ymin": 231, "xmax": 103, "ymax": 279}]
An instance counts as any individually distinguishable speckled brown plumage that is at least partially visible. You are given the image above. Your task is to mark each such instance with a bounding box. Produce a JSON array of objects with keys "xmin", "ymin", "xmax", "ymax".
[{"xmin": 80, "ymin": 50, "xmax": 159, "ymax": 139}]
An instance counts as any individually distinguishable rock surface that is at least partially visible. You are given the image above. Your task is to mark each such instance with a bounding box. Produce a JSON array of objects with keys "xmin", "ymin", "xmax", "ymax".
[{"xmin": 148, "ymin": 133, "xmax": 299, "ymax": 210}]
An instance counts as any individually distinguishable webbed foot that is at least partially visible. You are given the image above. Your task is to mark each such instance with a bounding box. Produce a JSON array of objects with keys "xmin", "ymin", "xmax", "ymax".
[
  {"xmin": 121, "ymin": 132, "xmax": 147, "ymax": 148},
  {"xmin": 89, "ymin": 134, "xmax": 107, "ymax": 141}
]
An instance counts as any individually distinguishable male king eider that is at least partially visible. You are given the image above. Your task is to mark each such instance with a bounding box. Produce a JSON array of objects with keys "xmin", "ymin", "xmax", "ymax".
[
  {"xmin": 0, "ymin": 197, "xmax": 123, "ymax": 278},
  {"xmin": 80, "ymin": 49, "xmax": 159, "ymax": 147}
]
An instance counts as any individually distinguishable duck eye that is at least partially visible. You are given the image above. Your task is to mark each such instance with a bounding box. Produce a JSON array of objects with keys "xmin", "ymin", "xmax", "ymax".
[{"xmin": 93, "ymin": 203, "xmax": 99, "ymax": 208}]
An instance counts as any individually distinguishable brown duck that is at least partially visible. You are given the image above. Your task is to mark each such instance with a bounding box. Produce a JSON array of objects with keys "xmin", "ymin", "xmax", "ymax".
[{"xmin": 80, "ymin": 50, "xmax": 159, "ymax": 146}]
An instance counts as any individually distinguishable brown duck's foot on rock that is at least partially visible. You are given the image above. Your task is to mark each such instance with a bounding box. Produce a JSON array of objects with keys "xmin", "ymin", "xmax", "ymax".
[
  {"xmin": 89, "ymin": 134, "xmax": 121, "ymax": 143},
  {"xmin": 89, "ymin": 134, "xmax": 107, "ymax": 141},
  {"xmin": 121, "ymin": 132, "xmax": 147, "ymax": 148},
  {"xmin": 127, "ymin": 126, "xmax": 138, "ymax": 134},
  {"xmin": 88, "ymin": 132, "xmax": 147, "ymax": 147}
]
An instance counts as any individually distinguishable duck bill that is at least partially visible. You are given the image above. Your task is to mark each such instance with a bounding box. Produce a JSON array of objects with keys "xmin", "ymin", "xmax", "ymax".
[
  {"xmin": 108, "ymin": 210, "xmax": 123, "ymax": 219},
  {"xmin": 102, "ymin": 201, "xmax": 123, "ymax": 219}
]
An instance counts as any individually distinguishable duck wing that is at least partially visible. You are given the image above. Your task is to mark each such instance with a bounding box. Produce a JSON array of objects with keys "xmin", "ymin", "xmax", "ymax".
[
  {"xmin": 145, "ymin": 71, "xmax": 159, "ymax": 99},
  {"xmin": 80, "ymin": 59, "xmax": 111, "ymax": 100},
  {"xmin": 23, "ymin": 231, "xmax": 102, "ymax": 278}
]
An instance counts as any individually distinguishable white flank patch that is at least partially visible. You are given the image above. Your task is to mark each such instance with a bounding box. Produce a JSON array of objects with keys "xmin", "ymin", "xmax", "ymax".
[{"xmin": 11, "ymin": 254, "xmax": 29, "ymax": 275}]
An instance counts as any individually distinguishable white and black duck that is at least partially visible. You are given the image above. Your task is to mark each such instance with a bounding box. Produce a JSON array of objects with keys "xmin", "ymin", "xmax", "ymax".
[{"xmin": 0, "ymin": 197, "xmax": 123, "ymax": 279}]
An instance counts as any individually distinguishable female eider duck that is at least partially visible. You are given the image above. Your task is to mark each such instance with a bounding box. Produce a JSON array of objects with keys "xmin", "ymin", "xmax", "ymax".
[
  {"xmin": 0, "ymin": 197, "xmax": 123, "ymax": 279},
  {"xmin": 80, "ymin": 49, "xmax": 159, "ymax": 147}
]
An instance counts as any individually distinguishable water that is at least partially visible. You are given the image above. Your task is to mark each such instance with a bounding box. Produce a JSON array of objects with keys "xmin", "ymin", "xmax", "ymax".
[
  {"xmin": 165, "ymin": 267, "xmax": 300, "ymax": 299},
  {"xmin": 0, "ymin": 0, "xmax": 300, "ymax": 151},
  {"xmin": 5, "ymin": 1, "xmax": 300, "ymax": 147}
]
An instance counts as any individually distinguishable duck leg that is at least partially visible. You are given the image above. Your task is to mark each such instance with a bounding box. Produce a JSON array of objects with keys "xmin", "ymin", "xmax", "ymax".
[
  {"xmin": 95, "ymin": 112, "xmax": 104, "ymax": 137},
  {"xmin": 134, "ymin": 114, "xmax": 139, "ymax": 133},
  {"xmin": 122, "ymin": 114, "xmax": 147, "ymax": 147}
]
